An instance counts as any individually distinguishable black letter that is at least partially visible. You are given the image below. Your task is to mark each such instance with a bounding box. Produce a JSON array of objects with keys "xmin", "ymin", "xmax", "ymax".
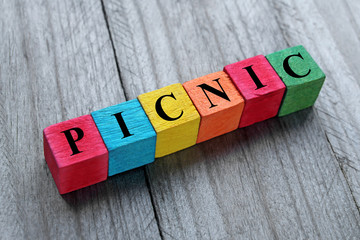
[
  {"xmin": 155, "ymin": 93, "xmax": 183, "ymax": 121},
  {"xmin": 113, "ymin": 112, "xmax": 133, "ymax": 138},
  {"xmin": 283, "ymin": 53, "xmax": 311, "ymax": 78},
  {"xmin": 243, "ymin": 65, "xmax": 267, "ymax": 90},
  {"xmin": 197, "ymin": 78, "xmax": 230, "ymax": 108},
  {"xmin": 61, "ymin": 128, "xmax": 84, "ymax": 156}
]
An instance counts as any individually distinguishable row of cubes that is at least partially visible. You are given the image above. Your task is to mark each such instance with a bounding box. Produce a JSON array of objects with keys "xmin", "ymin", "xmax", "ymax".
[{"xmin": 43, "ymin": 45, "xmax": 326, "ymax": 194}]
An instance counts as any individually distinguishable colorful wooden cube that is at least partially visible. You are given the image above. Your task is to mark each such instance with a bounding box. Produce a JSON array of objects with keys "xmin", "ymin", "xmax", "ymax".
[
  {"xmin": 138, "ymin": 83, "xmax": 200, "ymax": 157},
  {"xmin": 43, "ymin": 115, "xmax": 108, "ymax": 194},
  {"xmin": 224, "ymin": 55, "xmax": 286, "ymax": 127},
  {"xmin": 91, "ymin": 99, "xmax": 156, "ymax": 176},
  {"xmin": 43, "ymin": 45, "xmax": 326, "ymax": 194},
  {"xmin": 183, "ymin": 71, "xmax": 245, "ymax": 143},
  {"xmin": 266, "ymin": 45, "xmax": 326, "ymax": 116}
]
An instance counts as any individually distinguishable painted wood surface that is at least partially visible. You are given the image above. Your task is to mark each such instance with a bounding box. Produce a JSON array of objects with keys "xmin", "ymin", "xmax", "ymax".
[
  {"xmin": 44, "ymin": 115, "xmax": 109, "ymax": 194},
  {"xmin": 183, "ymin": 71, "xmax": 245, "ymax": 143},
  {"xmin": 2, "ymin": 0, "xmax": 360, "ymax": 239},
  {"xmin": 91, "ymin": 99, "xmax": 156, "ymax": 176},
  {"xmin": 266, "ymin": 45, "xmax": 326, "ymax": 117},
  {"xmin": 224, "ymin": 55, "xmax": 286, "ymax": 127},
  {"xmin": 138, "ymin": 83, "xmax": 200, "ymax": 158}
]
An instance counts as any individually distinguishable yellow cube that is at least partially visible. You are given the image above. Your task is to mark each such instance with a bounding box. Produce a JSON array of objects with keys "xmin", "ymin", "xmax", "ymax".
[{"xmin": 138, "ymin": 83, "xmax": 200, "ymax": 157}]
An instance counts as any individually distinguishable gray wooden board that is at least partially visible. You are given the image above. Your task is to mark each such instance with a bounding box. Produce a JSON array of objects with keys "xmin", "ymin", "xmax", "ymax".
[
  {"xmin": 103, "ymin": 0, "xmax": 360, "ymax": 239},
  {"xmin": 0, "ymin": 0, "xmax": 160, "ymax": 239},
  {"xmin": 274, "ymin": 0, "xmax": 360, "ymax": 210},
  {"xmin": 1, "ymin": 0, "xmax": 360, "ymax": 239}
]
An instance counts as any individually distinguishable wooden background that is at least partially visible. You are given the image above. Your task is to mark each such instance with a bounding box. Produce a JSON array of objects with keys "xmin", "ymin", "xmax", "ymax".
[{"xmin": 1, "ymin": 0, "xmax": 360, "ymax": 239}]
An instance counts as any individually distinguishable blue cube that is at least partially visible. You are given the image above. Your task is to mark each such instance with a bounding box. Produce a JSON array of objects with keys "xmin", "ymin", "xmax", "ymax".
[{"xmin": 91, "ymin": 99, "xmax": 156, "ymax": 176}]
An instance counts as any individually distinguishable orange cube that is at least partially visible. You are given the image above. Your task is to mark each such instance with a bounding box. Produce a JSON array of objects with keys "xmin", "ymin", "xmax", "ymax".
[{"xmin": 183, "ymin": 71, "xmax": 245, "ymax": 143}]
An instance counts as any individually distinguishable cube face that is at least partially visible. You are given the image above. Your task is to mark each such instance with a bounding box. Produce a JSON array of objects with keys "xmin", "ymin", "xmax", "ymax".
[
  {"xmin": 266, "ymin": 45, "xmax": 326, "ymax": 116},
  {"xmin": 91, "ymin": 99, "xmax": 156, "ymax": 176},
  {"xmin": 138, "ymin": 83, "xmax": 200, "ymax": 157},
  {"xmin": 183, "ymin": 71, "xmax": 245, "ymax": 143},
  {"xmin": 43, "ymin": 115, "xmax": 108, "ymax": 194},
  {"xmin": 224, "ymin": 55, "xmax": 286, "ymax": 127}
]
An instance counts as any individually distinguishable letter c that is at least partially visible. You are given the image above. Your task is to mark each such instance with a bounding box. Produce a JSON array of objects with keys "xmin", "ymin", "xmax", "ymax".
[
  {"xmin": 283, "ymin": 53, "xmax": 311, "ymax": 78},
  {"xmin": 155, "ymin": 93, "xmax": 183, "ymax": 121}
]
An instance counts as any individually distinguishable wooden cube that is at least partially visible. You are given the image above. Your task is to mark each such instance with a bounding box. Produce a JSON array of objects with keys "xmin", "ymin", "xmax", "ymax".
[
  {"xmin": 138, "ymin": 83, "xmax": 200, "ymax": 157},
  {"xmin": 43, "ymin": 115, "xmax": 108, "ymax": 194},
  {"xmin": 266, "ymin": 45, "xmax": 326, "ymax": 116},
  {"xmin": 91, "ymin": 99, "xmax": 156, "ymax": 176},
  {"xmin": 183, "ymin": 71, "xmax": 245, "ymax": 143},
  {"xmin": 224, "ymin": 55, "xmax": 286, "ymax": 127}
]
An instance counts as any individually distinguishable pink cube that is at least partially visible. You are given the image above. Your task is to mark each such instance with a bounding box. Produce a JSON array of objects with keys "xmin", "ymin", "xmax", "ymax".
[{"xmin": 43, "ymin": 115, "xmax": 108, "ymax": 194}]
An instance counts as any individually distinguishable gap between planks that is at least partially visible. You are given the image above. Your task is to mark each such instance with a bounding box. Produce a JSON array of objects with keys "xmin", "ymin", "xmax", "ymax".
[{"xmin": 100, "ymin": 0, "xmax": 164, "ymax": 238}]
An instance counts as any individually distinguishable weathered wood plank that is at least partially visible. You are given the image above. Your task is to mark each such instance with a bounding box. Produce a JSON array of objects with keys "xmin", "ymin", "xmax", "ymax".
[
  {"xmin": 0, "ymin": 0, "xmax": 160, "ymax": 239},
  {"xmin": 103, "ymin": 0, "xmax": 360, "ymax": 238},
  {"xmin": 270, "ymin": 0, "xmax": 360, "ymax": 209}
]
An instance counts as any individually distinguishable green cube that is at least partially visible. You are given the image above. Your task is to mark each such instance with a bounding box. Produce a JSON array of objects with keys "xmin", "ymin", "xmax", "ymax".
[{"xmin": 266, "ymin": 45, "xmax": 325, "ymax": 116}]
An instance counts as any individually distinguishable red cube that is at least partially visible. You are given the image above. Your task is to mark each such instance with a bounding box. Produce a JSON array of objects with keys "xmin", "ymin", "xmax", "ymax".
[
  {"xmin": 224, "ymin": 55, "xmax": 286, "ymax": 127},
  {"xmin": 43, "ymin": 115, "xmax": 108, "ymax": 194}
]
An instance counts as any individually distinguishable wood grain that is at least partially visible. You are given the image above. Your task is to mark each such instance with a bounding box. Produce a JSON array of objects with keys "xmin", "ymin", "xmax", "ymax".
[
  {"xmin": 138, "ymin": 83, "xmax": 200, "ymax": 158},
  {"xmin": 0, "ymin": 0, "xmax": 160, "ymax": 239},
  {"xmin": 224, "ymin": 55, "xmax": 286, "ymax": 127},
  {"xmin": 43, "ymin": 115, "xmax": 109, "ymax": 194},
  {"xmin": 270, "ymin": 0, "xmax": 360, "ymax": 211},
  {"xmin": 2, "ymin": 0, "xmax": 360, "ymax": 239},
  {"xmin": 182, "ymin": 71, "xmax": 244, "ymax": 143},
  {"xmin": 103, "ymin": 0, "xmax": 360, "ymax": 239},
  {"xmin": 266, "ymin": 45, "xmax": 326, "ymax": 117},
  {"xmin": 91, "ymin": 99, "xmax": 157, "ymax": 176}
]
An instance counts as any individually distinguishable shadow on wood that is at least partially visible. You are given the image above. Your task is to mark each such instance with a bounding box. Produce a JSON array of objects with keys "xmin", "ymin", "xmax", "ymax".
[{"xmin": 59, "ymin": 107, "xmax": 314, "ymax": 207}]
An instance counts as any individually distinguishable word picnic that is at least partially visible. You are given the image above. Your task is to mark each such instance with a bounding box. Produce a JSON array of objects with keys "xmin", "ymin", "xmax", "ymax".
[{"xmin": 43, "ymin": 45, "xmax": 326, "ymax": 194}]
